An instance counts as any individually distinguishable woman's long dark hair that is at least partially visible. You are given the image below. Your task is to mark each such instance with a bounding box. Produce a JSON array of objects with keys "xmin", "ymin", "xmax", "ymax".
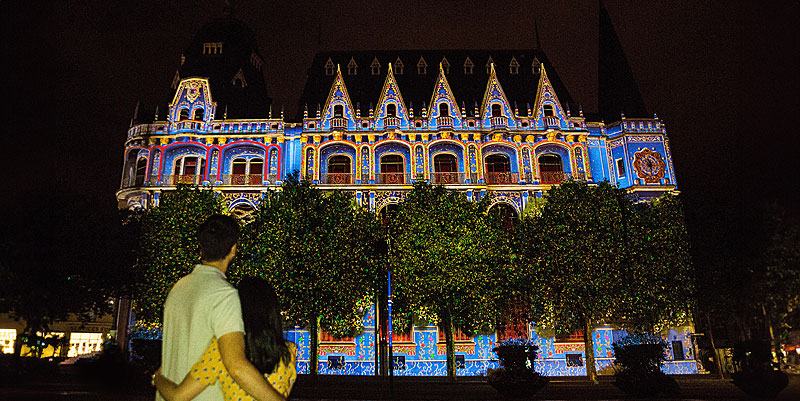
[{"xmin": 237, "ymin": 277, "xmax": 292, "ymax": 374}]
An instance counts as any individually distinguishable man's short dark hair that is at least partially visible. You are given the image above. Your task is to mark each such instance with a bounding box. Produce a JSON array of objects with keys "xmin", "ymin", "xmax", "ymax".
[{"xmin": 198, "ymin": 215, "xmax": 240, "ymax": 262}]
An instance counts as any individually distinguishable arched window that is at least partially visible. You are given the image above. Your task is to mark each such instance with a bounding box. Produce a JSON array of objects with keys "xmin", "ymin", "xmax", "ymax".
[
  {"xmin": 326, "ymin": 155, "xmax": 351, "ymax": 184},
  {"xmin": 248, "ymin": 158, "xmax": 264, "ymax": 185},
  {"xmin": 379, "ymin": 154, "xmax": 404, "ymax": 184},
  {"xmin": 230, "ymin": 157, "xmax": 264, "ymax": 185},
  {"xmin": 485, "ymin": 154, "xmax": 511, "ymax": 184},
  {"xmin": 439, "ymin": 103, "xmax": 449, "ymax": 117},
  {"xmin": 538, "ymin": 153, "xmax": 564, "ymax": 184},
  {"xmin": 179, "ymin": 108, "xmax": 190, "ymax": 121},
  {"xmin": 386, "ymin": 103, "xmax": 397, "ymax": 117},
  {"xmin": 173, "ymin": 156, "xmax": 205, "ymax": 184},
  {"xmin": 489, "ymin": 203, "xmax": 518, "ymax": 231},
  {"xmin": 135, "ymin": 157, "xmax": 147, "ymax": 186},
  {"xmin": 543, "ymin": 104, "xmax": 555, "ymax": 117},
  {"xmin": 491, "ymin": 103, "xmax": 502, "ymax": 117},
  {"xmin": 433, "ymin": 153, "xmax": 458, "ymax": 184},
  {"xmin": 333, "ymin": 104, "xmax": 344, "ymax": 118},
  {"xmin": 379, "ymin": 203, "xmax": 399, "ymax": 227},
  {"xmin": 193, "ymin": 108, "xmax": 204, "ymax": 121}
]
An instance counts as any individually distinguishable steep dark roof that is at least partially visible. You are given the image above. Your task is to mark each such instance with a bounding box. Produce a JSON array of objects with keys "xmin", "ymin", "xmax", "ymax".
[
  {"xmin": 169, "ymin": 13, "xmax": 272, "ymax": 119},
  {"xmin": 296, "ymin": 50, "xmax": 576, "ymax": 121},
  {"xmin": 598, "ymin": 4, "xmax": 648, "ymax": 122}
]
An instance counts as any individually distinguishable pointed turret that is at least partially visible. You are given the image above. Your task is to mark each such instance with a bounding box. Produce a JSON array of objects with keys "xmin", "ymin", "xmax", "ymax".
[
  {"xmin": 320, "ymin": 64, "xmax": 357, "ymax": 130},
  {"xmin": 480, "ymin": 63, "xmax": 517, "ymax": 128},
  {"xmin": 428, "ymin": 63, "xmax": 462, "ymax": 128},
  {"xmin": 375, "ymin": 63, "xmax": 410, "ymax": 129},
  {"xmin": 599, "ymin": 2, "xmax": 648, "ymax": 122},
  {"xmin": 532, "ymin": 65, "xmax": 568, "ymax": 128}
]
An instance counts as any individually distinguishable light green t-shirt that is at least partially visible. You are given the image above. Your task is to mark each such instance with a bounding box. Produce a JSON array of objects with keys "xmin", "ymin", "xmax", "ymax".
[{"xmin": 158, "ymin": 264, "xmax": 244, "ymax": 401}]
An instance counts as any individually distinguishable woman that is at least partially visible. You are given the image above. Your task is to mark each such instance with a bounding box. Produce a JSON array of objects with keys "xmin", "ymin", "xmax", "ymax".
[{"xmin": 154, "ymin": 277, "xmax": 296, "ymax": 401}]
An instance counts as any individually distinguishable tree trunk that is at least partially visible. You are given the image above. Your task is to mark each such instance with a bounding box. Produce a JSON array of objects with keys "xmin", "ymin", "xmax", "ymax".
[
  {"xmin": 444, "ymin": 309, "xmax": 456, "ymax": 380},
  {"xmin": 310, "ymin": 317, "xmax": 319, "ymax": 377},
  {"xmin": 706, "ymin": 313, "xmax": 725, "ymax": 379},
  {"xmin": 762, "ymin": 304, "xmax": 783, "ymax": 367},
  {"xmin": 582, "ymin": 316, "xmax": 598, "ymax": 384}
]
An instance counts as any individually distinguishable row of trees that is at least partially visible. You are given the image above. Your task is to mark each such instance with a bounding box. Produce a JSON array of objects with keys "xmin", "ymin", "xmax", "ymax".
[{"xmin": 133, "ymin": 176, "xmax": 694, "ymax": 380}]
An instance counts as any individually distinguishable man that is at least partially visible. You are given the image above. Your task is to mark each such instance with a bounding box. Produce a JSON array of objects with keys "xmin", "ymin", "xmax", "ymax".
[{"xmin": 158, "ymin": 215, "xmax": 284, "ymax": 401}]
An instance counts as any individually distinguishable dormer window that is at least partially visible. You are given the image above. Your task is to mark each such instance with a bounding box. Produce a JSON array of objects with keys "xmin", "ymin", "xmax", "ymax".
[
  {"xmin": 464, "ymin": 56, "xmax": 474, "ymax": 74},
  {"xmin": 543, "ymin": 104, "xmax": 554, "ymax": 117},
  {"xmin": 491, "ymin": 104, "xmax": 502, "ymax": 117},
  {"xmin": 203, "ymin": 42, "xmax": 223, "ymax": 55},
  {"xmin": 250, "ymin": 52, "xmax": 263, "ymax": 71},
  {"xmin": 179, "ymin": 108, "xmax": 190, "ymax": 121},
  {"xmin": 417, "ymin": 56, "xmax": 427, "ymax": 74},
  {"xmin": 347, "ymin": 57, "xmax": 357, "ymax": 75},
  {"xmin": 371, "ymin": 57, "xmax": 381, "ymax": 75},
  {"xmin": 439, "ymin": 103, "xmax": 450, "ymax": 117},
  {"xmin": 325, "ymin": 58, "xmax": 335, "ymax": 76},
  {"xmin": 386, "ymin": 103, "xmax": 397, "ymax": 117},
  {"xmin": 441, "ymin": 57, "xmax": 450, "ymax": 74},
  {"xmin": 394, "ymin": 57, "xmax": 404, "ymax": 75},
  {"xmin": 333, "ymin": 104, "xmax": 344, "ymax": 118},
  {"xmin": 486, "ymin": 56, "xmax": 494, "ymax": 74},
  {"xmin": 193, "ymin": 108, "xmax": 204, "ymax": 121},
  {"xmin": 509, "ymin": 56, "xmax": 519, "ymax": 74},
  {"xmin": 231, "ymin": 68, "xmax": 247, "ymax": 88},
  {"xmin": 532, "ymin": 57, "xmax": 541, "ymax": 74}
]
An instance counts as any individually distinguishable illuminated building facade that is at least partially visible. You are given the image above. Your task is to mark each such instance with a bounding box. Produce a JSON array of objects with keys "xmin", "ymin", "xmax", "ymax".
[{"xmin": 115, "ymin": 8, "xmax": 696, "ymax": 376}]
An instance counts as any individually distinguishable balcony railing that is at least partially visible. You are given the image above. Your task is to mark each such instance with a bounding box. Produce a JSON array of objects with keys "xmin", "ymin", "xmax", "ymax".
[
  {"xmin": 539, "ymin": 172, "xmax": 585, "ymax": 184},
  {"xmin": 383, "ymin": 117, "xmax": 400, "ymax": 128},
  {"xmin": 174, "ymin": 121, "xmax": 203, "ymax": 130},
  {"xmin": 431, "ymin": 172, "xmax": 464, "ymax": 184},
  {"xmin": 376, "ymin": 172, "xmax": 413, "ymax": 184},
  {"xmin": 489, "ymin": 116, "xmax": 508, "ymax": 128},
  {"xmin": 330, "ymin": 117, "xmax": 347, "ymax": 129},
  {"xmin": 485, "ymin": 172, "xmax": 519, "ymax": 184},
  {"xmin": 543, "ymin": 116, "xmax": 559, "ymax": 127},
  {"xmin": 437, "ymin": 116, "xmax": 453, "ymax": 128},
  {"xmin": 320, "ymin": 173, "xmax": 353, "ymax": 184},
  {"xmin": 163, "ymin": 174, "xmax": 203, "ymax": 185},
  {"xmin": 222, "ymin": 174, "xmax": 264, "ymax": 185}
]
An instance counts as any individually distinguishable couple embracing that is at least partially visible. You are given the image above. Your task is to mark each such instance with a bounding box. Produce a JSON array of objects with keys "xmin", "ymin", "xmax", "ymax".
[{"xmin": 153, "ymin": 215, "xmax": 296, "ymax": 401}]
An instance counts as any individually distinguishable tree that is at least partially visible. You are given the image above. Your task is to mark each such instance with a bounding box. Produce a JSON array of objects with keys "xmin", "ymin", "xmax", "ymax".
[
  {"xmin": 520, "ymin": 181, "xmax": 628, "ymax": 383},
  {"xmin": 388, "ymin": 182, "xmax": 512, "ymax": 379},
  {"xmin": 520, "ymin": 182, "xmax": 695, "ymax": 382},
  {"xmin": 233, "ymin": 173, "xmax": 382, "ymax": 376},
  {"xmin": 0, "ymin": 191, "xmax": 123, "ymax": 356},
  {"xmin": 617, "ymin": 194, "xmax": 694, "ymax": 332},
  {"xmin": 761, "ymin": 203, "xmax": 800, "ymax": 363},
  {"xmin": 133, "ymin": 184, "xmax": 226, "ymax": 323}
]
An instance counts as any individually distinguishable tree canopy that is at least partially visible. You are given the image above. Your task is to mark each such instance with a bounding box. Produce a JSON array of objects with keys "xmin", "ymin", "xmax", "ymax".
[{"xmin": 388, "ymin": 182, "xmax": 513, "ymax": 378}]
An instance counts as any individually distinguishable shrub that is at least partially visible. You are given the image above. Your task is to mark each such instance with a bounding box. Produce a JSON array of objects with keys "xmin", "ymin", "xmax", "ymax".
[
  {"xmin": 487, "ymin": 338, "xmax": 548, "ymax": 397},
  {"xmin": 612, "ymin": 334, "xmax": 679, "ymax": 396}
]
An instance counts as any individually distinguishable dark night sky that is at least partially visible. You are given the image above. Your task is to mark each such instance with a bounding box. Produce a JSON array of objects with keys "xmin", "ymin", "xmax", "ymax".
[{"xmin": 2, "ymin": 1, "xmax": 798, "ymax": 258}]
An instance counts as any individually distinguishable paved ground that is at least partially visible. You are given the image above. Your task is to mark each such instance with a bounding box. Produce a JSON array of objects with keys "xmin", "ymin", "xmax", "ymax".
[{"xmin": 2, "ymin": 367, "xmax": 800, "ymax": 400}]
